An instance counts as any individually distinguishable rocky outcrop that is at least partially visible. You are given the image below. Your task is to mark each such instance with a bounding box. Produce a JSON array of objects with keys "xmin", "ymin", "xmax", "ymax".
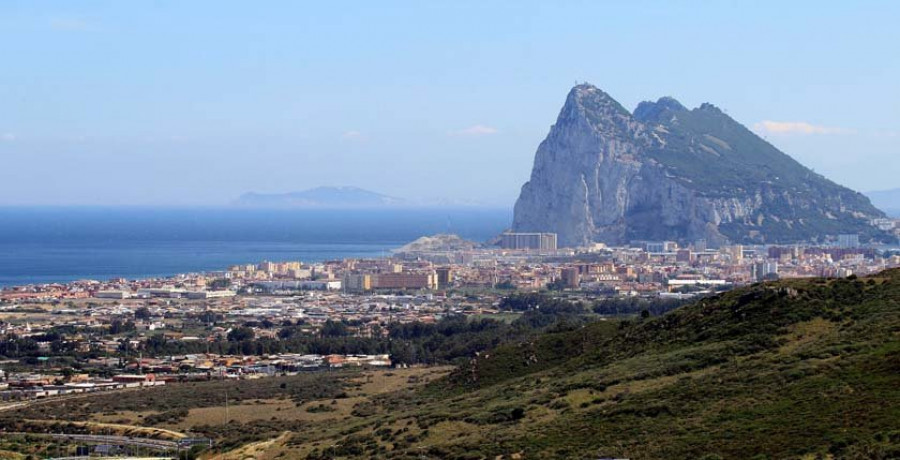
[
  {"xmin": 513, "ymin": 84, "xmax": 888, "ymax": 247},
  {"xmin": 393, "ymin": 234, "xmax": 479, "ymax": 254}
]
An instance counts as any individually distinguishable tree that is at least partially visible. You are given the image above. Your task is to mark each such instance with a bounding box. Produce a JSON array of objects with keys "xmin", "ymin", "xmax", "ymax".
[
  {"xmin": 495, "ymin": 280, "xmax": 517, "ymax": 290},
  {"xmin": 320, "ymin": 320, "xmax": 350, "ymax": 338},
  {"xmin": 208, "ymin": 278, "xmax": 231, "ymax": 290},
  {"xmin": 145, "ymin": 334, "xmax": 167, "ymax": 352},
  {"xmin": 227, "ymin": 327, "xmax": 255, "ymax": 342},
  {"xmin": 134, "ymin": 307, "xmax": 152, "ymax": 320},
  {"xmin": 546, "ymin": 279, "xmax": 566, "ymax": 291},
  {"xmin": 109, "ymin": 319, "xmax": 136, "ymax": 335}
]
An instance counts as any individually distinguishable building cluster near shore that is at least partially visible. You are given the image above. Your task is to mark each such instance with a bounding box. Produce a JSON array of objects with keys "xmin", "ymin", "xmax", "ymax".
[
  {"xmin": 2, "ymin": 231, "xmax": 900, "ymax": 305},
  {"xmin": 0, "ymin": 230, "xmax": 898, "ymax": 394}
]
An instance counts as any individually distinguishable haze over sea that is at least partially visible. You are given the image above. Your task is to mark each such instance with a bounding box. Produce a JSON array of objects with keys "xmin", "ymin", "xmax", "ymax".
[{"xmin": 0, "ymin": 207, "xmax": 511, "ymax": 287}]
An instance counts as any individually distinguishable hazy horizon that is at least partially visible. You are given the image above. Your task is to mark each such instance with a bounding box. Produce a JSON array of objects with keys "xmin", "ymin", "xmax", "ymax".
[{"xmin": 2, "ymin": 1, "xmax": 898, "ymax": 207}]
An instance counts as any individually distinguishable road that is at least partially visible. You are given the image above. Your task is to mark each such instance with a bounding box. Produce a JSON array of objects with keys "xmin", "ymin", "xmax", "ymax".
[
  {"xmin": 49, "ymin": 432, "xmax": 180, "ymax": 450},
  {"xmin": 1, "ymin": 431, "xmax": 180, "ymax": 449}
]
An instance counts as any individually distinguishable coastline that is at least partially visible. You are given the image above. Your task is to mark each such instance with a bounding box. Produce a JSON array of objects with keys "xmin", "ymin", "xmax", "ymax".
[{"xmin": 0, "ymin": 207, "xmax": 512, "ymax": 287}]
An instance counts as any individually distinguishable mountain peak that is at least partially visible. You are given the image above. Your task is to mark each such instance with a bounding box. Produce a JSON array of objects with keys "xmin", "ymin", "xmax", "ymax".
[
  {"xmin": 633, "ymin": 96, "xmax": 687, "ymax": 123},
  {"xmin": 565, "ymin": 83, "xmax": 629, "ymax": 112},
  {"xmin": 696, "ymin": 102, "xmax": 725, "ymax": 115},
  {"xmin": 556, "ymin": 83, "xmax": 633, "ymax": 133}
]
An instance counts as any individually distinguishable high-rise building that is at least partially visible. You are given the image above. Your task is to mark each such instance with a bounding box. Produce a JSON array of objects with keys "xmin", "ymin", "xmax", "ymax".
[
  {"xmin": 258, "ymin": 261, "xmax": 277, "ymax": 273},
  {"xmin": 500, "ymin": 232, "xmax": 558, "ymax": 250},
  {"xmin": 343, "ymin": 274, "xmax": 372, "ymax": 292},
  {"xmin": 435, "ymin": 267, "xmax": 453, "ymax": 287},
  {"xmin": 560, "ymin": 267, "xmax": 580, "ymax": 288},
  {"xmin": 729, "ymin": 245, "xmax": 744, "ymax": 262},
  {"xmin": 371, "ymin": 272, "xmax": 438, "ymax": 290},
  {"xmin": 753, "ymin": 261, "xmax": 779, "ymax": 281},
  {"xmin": 838, "ymin": 234, "xmax": 860, "ymax": 248}
]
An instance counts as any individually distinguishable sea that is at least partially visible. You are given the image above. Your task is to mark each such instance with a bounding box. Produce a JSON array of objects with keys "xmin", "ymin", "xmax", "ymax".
[{"xmin": 0, "ymin": 207, "xmax": 512, "ymax": 287}]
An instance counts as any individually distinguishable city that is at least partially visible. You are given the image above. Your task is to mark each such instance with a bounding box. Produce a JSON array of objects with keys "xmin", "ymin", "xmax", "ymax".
[{"xmin": 3, "ymin": 228, "xmax": 898, "ymax": 406}]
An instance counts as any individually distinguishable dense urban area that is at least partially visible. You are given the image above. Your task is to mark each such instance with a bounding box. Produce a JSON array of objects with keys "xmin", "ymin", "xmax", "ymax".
[{"xmin": 3, "ymin": 229, "xmax": 898, "ymax": 379}]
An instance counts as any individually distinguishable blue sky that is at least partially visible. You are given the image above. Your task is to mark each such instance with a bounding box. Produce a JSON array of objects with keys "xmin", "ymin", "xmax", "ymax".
[{"xmin": 1, "ymin": 1, "xmax": 898, "ymax": 206}]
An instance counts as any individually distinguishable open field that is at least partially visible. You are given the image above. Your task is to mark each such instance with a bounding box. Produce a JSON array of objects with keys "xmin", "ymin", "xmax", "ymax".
[
  {"xmin": 0, "ymin": 366, "xmax": 451, "ymax": 457},
  {"xmin": 92, "ymin": 368, "xmax": 450, "ymax": 431}
]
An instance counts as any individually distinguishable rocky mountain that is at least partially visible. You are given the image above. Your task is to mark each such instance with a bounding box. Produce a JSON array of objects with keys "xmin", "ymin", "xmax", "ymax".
[
  {"xmin": 513, "ymin": 84, "xmax": 888, "ymax": 247},
  {"xmin": 234, "ymin": 186, "xmax": 405, "ymax": 209}
]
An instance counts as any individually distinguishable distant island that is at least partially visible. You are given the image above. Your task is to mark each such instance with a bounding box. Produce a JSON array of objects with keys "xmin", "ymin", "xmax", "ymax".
[
  {"xmin": 233, "ymin": 186, "xmax": 405, "ymax": 209},
  {"xmin": 234, "ymin": 186, "xmax": 499, "ymax": 209}
]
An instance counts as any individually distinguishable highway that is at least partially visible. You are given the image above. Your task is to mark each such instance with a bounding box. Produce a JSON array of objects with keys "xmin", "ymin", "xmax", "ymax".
[
  {"xmin": 0, "ymin": 431, "xmax": 205, "ymax": 455},
  {"xmin": 49, "ymin": 432, "xmax": 180, "ymax": 449}
]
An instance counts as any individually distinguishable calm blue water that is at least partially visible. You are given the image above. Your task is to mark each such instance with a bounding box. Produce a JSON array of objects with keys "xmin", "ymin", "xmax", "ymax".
[{"xmin": 0, "ymin": 207, "xmax": 511, "ymax": 286}]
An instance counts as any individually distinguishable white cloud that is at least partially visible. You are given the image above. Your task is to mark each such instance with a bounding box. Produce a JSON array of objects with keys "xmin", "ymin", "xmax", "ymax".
[
  {"xmin": 1, "ymin": 133, "xmax": 15, "ymax": 142},
  {"xmin": 49, "ymin": 17, "xmax": 92, "ymax": 31},
  {"xmin": 341, "ymin": 130, "xmax": 364, "ymax": 140},
  {"xmin": 451, "ymin": 124, "xmax": 498, "ymax": 136},
  {"xmin": 753, "ymin": 120, "xmax": 853, "ymax": 135}
]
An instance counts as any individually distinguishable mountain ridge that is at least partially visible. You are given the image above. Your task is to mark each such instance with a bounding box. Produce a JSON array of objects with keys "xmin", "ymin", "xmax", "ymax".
[
  {"xmin": 233, "ymin": 186, "xmax": 501, "ymax": 209},
  {"xmin": 234, "ymin": 186, "xmax": 404, "ymax": 209}
]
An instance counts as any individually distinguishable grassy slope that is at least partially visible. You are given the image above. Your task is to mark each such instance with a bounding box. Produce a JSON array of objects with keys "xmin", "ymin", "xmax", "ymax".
[
  {"xmin": 285, "ymin": 270, "xmax": 900, "ymax": 459},
  {"xmin": 639, "ymin": 104, "xmax": 885, "ymax": 242}
]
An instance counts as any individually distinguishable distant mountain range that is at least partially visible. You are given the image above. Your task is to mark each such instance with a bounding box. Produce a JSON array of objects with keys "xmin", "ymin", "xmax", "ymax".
[
  {"xmin": 234, "ymin": 186, "xmax": 495, "ymax": 209},
  {"xmin": 234, "ymin": 186, "xmax": 404, "ymax": 209},
  {"xmin": 866, "ymin": 188, "xmax": 900, "ymax": 217}
]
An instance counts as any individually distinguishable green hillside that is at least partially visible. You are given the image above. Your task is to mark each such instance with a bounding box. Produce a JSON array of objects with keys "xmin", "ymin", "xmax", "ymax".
[
  {"xmin": 635, "ymin": 99, "xmax": 885, "ymax": 243},
  {"xmin": 291, "ymin": 269, "xmax": 900, "ymax": 459}
]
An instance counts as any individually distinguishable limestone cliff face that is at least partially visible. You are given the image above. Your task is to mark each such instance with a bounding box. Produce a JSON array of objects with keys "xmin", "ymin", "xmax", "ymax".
[{"xmin": 513, "ymin": 84, "xmax": 887, "ymax": 247}]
